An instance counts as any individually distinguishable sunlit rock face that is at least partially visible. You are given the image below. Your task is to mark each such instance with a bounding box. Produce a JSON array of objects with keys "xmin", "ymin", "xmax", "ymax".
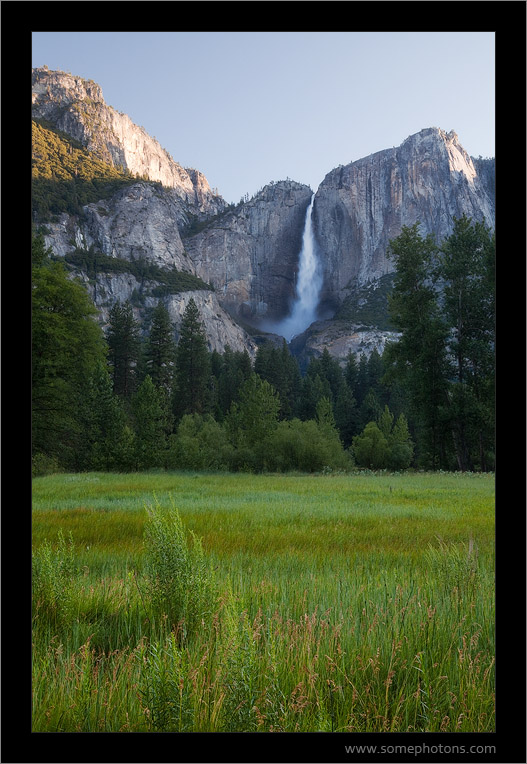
[
  {"xmin": 183, "ymin": 181, "xmax": 314, "ymax": 324},
  {"xmin": 32, "ymin": 67, "xmax": 226, "ymax": 217},
  {"xmin": 313, "ymin": 127, "xmax": 495, "ymax": 310}
]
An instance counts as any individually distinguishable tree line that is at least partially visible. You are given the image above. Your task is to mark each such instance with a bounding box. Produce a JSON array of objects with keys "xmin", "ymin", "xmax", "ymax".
[{"xmin": 32, "ymin": 213, "xmax": 494, "ymax": 476}]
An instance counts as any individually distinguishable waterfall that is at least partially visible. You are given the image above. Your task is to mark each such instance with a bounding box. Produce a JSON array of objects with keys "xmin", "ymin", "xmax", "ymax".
[{"xmin": 273, "ymin": 194, "xmax": 322, "ymax": 341}]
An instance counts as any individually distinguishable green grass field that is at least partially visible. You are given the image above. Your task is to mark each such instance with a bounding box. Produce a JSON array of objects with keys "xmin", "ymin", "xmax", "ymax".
[{"xmin": 32, "ymin": 470, "xmax": 495, "ymax": 733}]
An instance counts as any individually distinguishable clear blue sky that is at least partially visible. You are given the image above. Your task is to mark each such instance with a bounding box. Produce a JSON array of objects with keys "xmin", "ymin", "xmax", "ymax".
[{"xmin": 32, "ymin": 31, "xmax": 495, "ymax": 205}]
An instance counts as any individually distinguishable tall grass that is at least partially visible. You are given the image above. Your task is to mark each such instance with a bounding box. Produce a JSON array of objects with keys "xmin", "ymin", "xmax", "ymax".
[{"xmin": 32, "ymin": 471, "xmax": 494, "ymax": 732}]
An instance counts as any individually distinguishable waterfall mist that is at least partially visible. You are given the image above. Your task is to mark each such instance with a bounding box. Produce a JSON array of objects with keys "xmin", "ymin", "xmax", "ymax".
[{"xmin": 264, "ymin": 194, "xmax": 322, "ymax": 341}]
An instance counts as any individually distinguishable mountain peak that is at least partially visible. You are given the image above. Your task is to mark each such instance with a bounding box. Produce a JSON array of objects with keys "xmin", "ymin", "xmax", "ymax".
[{"xmin": 32, "ymin": 67, "xmax": 226, "ymax": 216}]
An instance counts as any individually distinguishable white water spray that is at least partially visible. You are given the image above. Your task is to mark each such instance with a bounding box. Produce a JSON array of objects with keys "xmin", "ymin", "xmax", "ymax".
[{"xmin": 271, "ymin": 194, "xmax": 322, "ymax": 341}]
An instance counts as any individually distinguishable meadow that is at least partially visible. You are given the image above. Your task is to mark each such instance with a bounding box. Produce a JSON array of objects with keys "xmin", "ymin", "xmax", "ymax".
[{"xmin": 32, "ymin": 470, "xmax": 495, "ymax": 733}]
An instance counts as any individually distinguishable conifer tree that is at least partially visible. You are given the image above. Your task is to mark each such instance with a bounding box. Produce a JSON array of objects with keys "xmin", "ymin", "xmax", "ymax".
[
  {"xmin": 388, "ymin": 413, "xmax": 414, "ymax": 470},
  {"xmin": 83, "ymin": 361, "xmax": 136, "ymax": 471},
  {"xmin": 334, "ymin": 383, "xmax": 359, "ymax": 448},
  {"xmin": 173, "ymin": 298, "xmax": 211, "ymax": 419},
  {"xmin": 32, "ymin": 232, "xmax": 107, "ymax": 468},
  {"xmin": 132, "ymin": 375, "xmax": 168, "ymax": 470},
  {"xmin": 107, "ymin": 300, "xmax": 141, "ymax": 401},
  {"xmin": 226, "ymin": 373, "xmax": 280, "ymax": 449},
  {"xmin": 439, "ymin": 216, "xmax": 495, "ymax": 470},
  {"xmin": 386, "ymin": 223, "xmax": 450, "ymax": 469},
  {"xmin": 144, "ymin": 300, "xmax": 176, "ymax": 393}
]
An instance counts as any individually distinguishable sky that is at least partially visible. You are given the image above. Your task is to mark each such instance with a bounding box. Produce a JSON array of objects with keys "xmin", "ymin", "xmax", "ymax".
[{"xmin": 32, "ymin": 31, "xmax": 495, "ymax": 205}]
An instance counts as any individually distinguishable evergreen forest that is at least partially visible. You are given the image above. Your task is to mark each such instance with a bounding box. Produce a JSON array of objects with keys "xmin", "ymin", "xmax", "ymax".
[{"xmin": 32, "ymin": 215, "xmax": 495, "ymax": 476}]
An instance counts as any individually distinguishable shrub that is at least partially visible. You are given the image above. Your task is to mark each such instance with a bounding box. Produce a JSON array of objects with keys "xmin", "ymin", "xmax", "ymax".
[
  {"xmin": 32, "ymin": 452, "xmax": 62, "ymax": 477},
  {"xmin": 266, "ymin": 419, "xmax": 351, "ymax": 473},
  {"xmin": 168, "ymin": 414, "xmax": 233, "ymax": 471},
  {"xmin": 424, "ymin": 536, "xmax": 480, "ymax": 597},
  {"xmin": 143, "ymin": 497, "xmax": 216, "ymax": 639},
  {"xmin": 32, "ymin": 530, "xmax": 77, "ymax": 629},
  {"xmin": 352, "ymin": 421, "xmax": 389, "ymax": 469},
  {"xmin": 352, "ymin": 408, "xmax": 414, "ymax": 470}
]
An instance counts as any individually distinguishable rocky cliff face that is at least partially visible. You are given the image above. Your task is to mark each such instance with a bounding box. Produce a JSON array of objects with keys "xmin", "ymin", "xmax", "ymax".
[
  {"xmin": 313, "ymin": 128, "xmax": 495, "ymax": 311},
  {"xmin": 290, "ymin": 320, "xmax": 401, "ymax": 370},
  {"xmin": 75, "ymin": 271, "xmax": 258, "ymax": 357},
  {"xmin": 43, "ymin": 181, "xmax": 191, "ymax": 270},
  {"xmin": 183, "ymin": 181, "xmax": 313, "ymax": 323},
  {"xmin": 32, "ymin": 67, "xmax": 226, "ymax": 218},
  {"xmin": 33, "ymin": 69, "xmax": 495, "ymax": 363}
]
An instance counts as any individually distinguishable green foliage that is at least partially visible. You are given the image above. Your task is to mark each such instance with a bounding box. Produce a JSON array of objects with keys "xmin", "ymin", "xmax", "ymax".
[
  {"xmin": 438, "ymin": 216, "xmax": 495, "ymax": 471},
  {"xmin": 226, "ymin": 374, "xmax": 281, "ymax": 471},
  {"xmin": 352, "ymin": 422, "xmax": 390, "ymax": 470},
  {"xmin": 32, "ymin": 233, "xmax": 107, "ymax": 469},
  {"xmin": 82, "ymin": 362, "xmax": 137, "ymax": 471},
  {"xmin": 32, "ymin": 452, "xmax": 63, "ymax": 478},
  {"xmin": 352, "ymin": 406, "xmax": 414, "ymax": 470},
  {"xmin": 32, "ymin": 530, "xmax": 77, "ymax": 631},
  {"xmin": 143, "ymin": 498, "xmax": 216, "ymax": 639},
  {"xmin": 211, "ymin": 346, "xmax": 253, "ymax": 420},
  {"xmin": 32, "ymin": 120, "xmax": 137, "ymax": 221},
  {"xmin": 386, "ymin": 223, "xmax": 450, "ymax": 468},
  {"xmin": 107, "ymin": 300, "xmax": 141, "ymax": 400},
  {"xmin": 63, "ymin": 248, "xmax": 212, "ymax": 294},
  {"xmin": 173, "ymin": 298, "xmax": 211, "ymax": 419},
  {"xmin": 388, "ymin": 412, "xmax": 414, "ymax": 470},
  {"xmin": 386, "ymin": 218, "xmax": 495, "ymax": 471},
  {"xmin": 132, "ymin": 376, "xmax": 169, "ymax": 470},
  {"xmin": 254, "ymin": 341, "xmax": 302, "ymax": 419},
  {"xmin": 266, "ymin": 418, "xmax": 351, "ymax": 473},
  {"xmin": 168, "ymin": 414, "xmax": 233, "ymax": 471},
  {"xmin": 335, "ymin": 273, "xmax": 396, "ymax": 329},
  {"xmin": 143, "ymin": 301, "xmax": 176, "ymax": 392}
]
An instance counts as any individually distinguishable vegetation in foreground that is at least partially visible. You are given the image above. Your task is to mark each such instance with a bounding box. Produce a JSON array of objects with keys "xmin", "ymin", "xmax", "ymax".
[{"xmin": 32, "ymin": 470, "xmax": 495, "ymax": 733}]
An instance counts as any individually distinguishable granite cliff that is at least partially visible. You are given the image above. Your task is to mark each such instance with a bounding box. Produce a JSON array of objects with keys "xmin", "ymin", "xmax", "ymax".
[
  {"xmin": 312, "ymin": 127, "xmax": 495, "ymax": 314},
  {"xmin": 183, "ymin": 181, "xmax": 313, "ymax": 324},
  {"xmin": 32, "ymin": 66, "xmax": 225, "ymax": 218},
  {"xmin": 32, "ymin": 68, "xmax": 495, "ymax": 363}
]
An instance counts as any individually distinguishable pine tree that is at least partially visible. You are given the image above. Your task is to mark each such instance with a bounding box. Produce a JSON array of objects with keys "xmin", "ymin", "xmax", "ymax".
[
  {"xmin": 32, "ymin": 232, "xmax": 107, "ymax": 468},
  {"xmin": 144, "ymin": 300, "xmax": 176, "ymax": 393},
  {"xmin": 173, "ymin": 298, "xmax": 211, "ymax": 419},
  {"xmin": 107, "ymin": 300, "xmax": 141, "ymax": 401},
  {"xmin": 82, "ymin": 361, "xmax": 136, "ymax": 471},
  {"xmin": 132, "ymin": 375, "xmax": 168, "ymax": 470},
  {"xmin": 388, "ymin": 413, "xmax": 414, "ymax": 470},
  {"xmin": 334, "ymin": 383, "xmax": 359, "ymax": 448},
  {"xmin": 354, "ymin": 354, "xmax": 370, "ymax": 406},
  {"xmin": 344, "ymin": 351, "xmax": 359, "ymax": 392},
  {"xmin": 226, "ymin": 373, "xmax": 280, "ymax": 449},
  {"xmin": 386, "ymin": 223, "xmax": 450, "ymax": 469},
  {"xmin": 439, "ymin": 216, "xmax": 495, "ymax": 470}
]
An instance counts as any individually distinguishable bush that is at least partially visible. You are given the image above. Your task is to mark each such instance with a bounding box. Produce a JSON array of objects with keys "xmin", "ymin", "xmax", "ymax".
[
  {"xmin": 352, "ymin": 408, "xmax": 414, "ymax": 470},
  {"xmin": 32, "ymin": 530, "xmax": 77, "ymax": 630},
  {"xmin": 352, "ymin": 422, "xmax": 389, "ymax": 469},
  {"xmin": 143, "ymin": 497, "xmax": 216, "ymax": 640},
  {"xmin": 168, "ymin": 414, "xmax": 233, "ymax": 471},
  {"xmin": 32, "ymin": 452, "xmax": 63, "ymax": 477},
  {"xmin": 266, "ymin": 419, "xmax": 351, "ymax": 473}
]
